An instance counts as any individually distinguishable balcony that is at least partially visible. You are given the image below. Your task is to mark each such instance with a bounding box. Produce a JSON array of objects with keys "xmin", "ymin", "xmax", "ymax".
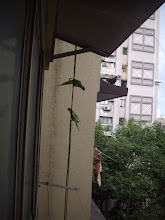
[{"xmin": 100, "ymin": 61, "xmax": 116, "ymax": 77}]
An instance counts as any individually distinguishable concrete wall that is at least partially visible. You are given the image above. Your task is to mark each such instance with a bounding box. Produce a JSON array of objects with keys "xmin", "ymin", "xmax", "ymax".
[{"xmin": 38, "ymin": 39, "xmax": 100, "ymax": 220}]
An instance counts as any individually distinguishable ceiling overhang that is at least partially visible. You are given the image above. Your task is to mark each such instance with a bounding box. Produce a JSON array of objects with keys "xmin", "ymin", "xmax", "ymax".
[
  {"xmin": 45, "ymin": 0, "xmax": 165, "ymax": 69},
  {"xmin": 97, "ymin": 79, "xmax": 128, "ymax": 102},
  {"xmin": 45, "ymin": 0, "xmax": 58, "ymax": 69},
  {"xmin": 54, "ymin": 0, "xmax": 164, "ymax": 58}
]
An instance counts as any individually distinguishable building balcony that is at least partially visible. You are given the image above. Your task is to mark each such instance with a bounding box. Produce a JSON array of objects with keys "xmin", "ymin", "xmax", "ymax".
[{"xmin": 101, "ymin": 66, "xmax": 116, "ymax": 74}]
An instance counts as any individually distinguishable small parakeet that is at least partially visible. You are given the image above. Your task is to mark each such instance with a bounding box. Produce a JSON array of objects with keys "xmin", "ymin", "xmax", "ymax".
[
  {"xmin": 58, "ymin": 78, "xmax": 85, "ymax": 90},
  {"xmin": 68, "ymin": 108, "xmax": 80, "ymax": 130}
]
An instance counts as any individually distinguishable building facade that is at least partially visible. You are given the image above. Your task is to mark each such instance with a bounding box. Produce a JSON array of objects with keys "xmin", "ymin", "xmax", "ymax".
[{"xmin": 96, "ymin": 11, "xmax": 160, "ymax": 133}]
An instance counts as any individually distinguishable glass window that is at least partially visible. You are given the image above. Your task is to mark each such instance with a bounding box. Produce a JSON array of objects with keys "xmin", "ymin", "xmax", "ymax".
[
  {"xmin": 130, "ymin": 96, "xmax": 153, "ymax": 122},
  {"xmin": 100, "ymin": 116, "xmax": 112, "ymax": 124},
  {"xmin": 132, "ymin": 27, "xmax": 155, "ymax": 53},
  {"xmin": 102, "ymin": 61, "xmax": 107, "ymax": 67},
  {"xmin": 120, "ymin": 99, "xmax": 126, "ymax": 107},
  {"xmin": 101, "ymin": 100, "xmax": 113, "ymax": 105},
  {"xmin": 102, "ymin": 62, "xmax": 115, "ymax": 68},
  {"xmin": 121, "ymin": 80, "xmax": 127, "ymax": 88},
  {"xmin": 110, "ymin": 62, "xmax": 115, "ymax": 68},
  {"xmin": 123, "ymin": 47, "xmax": 128, "ymax": 55},
  {"xmin": 122, "ymin": 65, "xmax": 127, "ymax": 72},
  {"xmin": 131, "ymin": 61, "xmax": 154, "ymax": 86},
  {"xmin": 101, "ymin": 100, "xmax": 109, "ymax": 105},
  {"xmin": 22, "ymin": 20, "xmax": 40, "ymax": 219},
  {"xmin": 108, "ymin": 101, "xmax": 114, "ymax": 106},
  {"xmin": 0, "ymin": 1, "xmax": 27, "ymax": 218}
]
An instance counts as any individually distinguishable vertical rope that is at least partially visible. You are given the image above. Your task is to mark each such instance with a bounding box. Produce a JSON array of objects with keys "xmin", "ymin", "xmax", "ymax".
[{"xmin": 64, "ymin": 45, "xmax": 77, "ymax": 220}]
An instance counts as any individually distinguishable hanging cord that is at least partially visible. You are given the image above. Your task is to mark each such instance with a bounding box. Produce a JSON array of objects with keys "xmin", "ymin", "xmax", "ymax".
[
  {"xmin": 47, "ymin": 183, "xmax": 50, "ymax": 220},
  {"xmin": 95, "ymin": 148, "xmax": 115, "ymax": 161},
  {"xmin": 64, "ymin": 45, "xmax": 77, "ymax": 220}
]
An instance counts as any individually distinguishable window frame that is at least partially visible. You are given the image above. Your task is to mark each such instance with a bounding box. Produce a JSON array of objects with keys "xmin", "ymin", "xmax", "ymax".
[
  {"xmin": 131, "ymin": 61, "xmax": 154, "ymax": 86},
  {"xmin": 120, "ymin": 99, "xmax": 126, "ymax": 107},
  {"xmin": 123, "ymin": 47, "xmax": 128, "ymax": 55},
  {"xmin": 121, "ymin": 80, "xmax": 127, "ymax": 88},
  {"xmin": 122, "ymin": 65, "xmax": 127, "ymax": 73},
  {"xmin": 129, "ymin": 95, "xmax": 153, "ymax": 122},
  {"xmin": 132, "ymin": 27, "xmax": 155, "ymax": 53},
  {"xmin": 99, "ymin": 116, "xmax": 112, "ymax": 125},
  {"xmin": 101, "ymin": 61, "xmax": 116, "ymax": 68},
  {"xmin": 15, "ymin": 1, "xmax": 45, "ymax": 219}
]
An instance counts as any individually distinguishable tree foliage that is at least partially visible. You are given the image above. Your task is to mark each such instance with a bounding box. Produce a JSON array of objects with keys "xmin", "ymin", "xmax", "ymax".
[{"xmin": 93, "ymin": 119, "xmax": 165, "ymax": 220}]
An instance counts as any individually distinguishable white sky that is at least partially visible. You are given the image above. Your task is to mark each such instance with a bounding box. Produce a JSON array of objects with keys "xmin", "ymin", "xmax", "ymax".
[{"xmin": 158, "ymin": 3, "xmax": 165, "ymax": 116}]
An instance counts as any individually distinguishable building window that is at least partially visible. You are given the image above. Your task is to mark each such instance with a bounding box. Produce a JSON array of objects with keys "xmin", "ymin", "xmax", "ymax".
[
  {"xmin": 102, "ymin": 61, "xmax": 107, "ymax": 67},
  {"xmin": 102, "ymin": 61, "xmax": 115, "ymax": 68},
  {"xmin": 120, "ymin": 99, "xmax": 126, "ymax": 107},
  {"xmin": 109, "ymin": 101, "xmax": 114, "ymax": 106},
  {"xmin": 119, "ymin": 118, "xmax": 125, "ymax": 124},
  {"xmin": 132, "ymin": 27, "xmax": 155, "ymax": 53},
  {"xmin": 122, "ymin": 65, "xmax": 127, "ymax": 72},
  {"xmin": 110, "ymin": 62, "xmax": 115, "ymax": 68},
  {"xmin": 101, "ymin": 100, "xmax": 113, "ymax": 105},
  {"xmin": 100, "ymin": 116, "xmax": 112, "ymax": 124},
  {"xmin": 130, "ymin": 96, "xmax": 153, "ymax": 122},
  {"xmin": 121, "ymin": 80, "xmax": 127, "ymax": 88},
  {"xmin": 101, "ymin": 100, "xmax": 109, "ymax": 105},
  {"xmin": 123, "ymin": 47, "xmax": 128, "ymax": 55},
  {"xmin": 131, "ymin": 61, "xmax": 154, "ymax": 86}
]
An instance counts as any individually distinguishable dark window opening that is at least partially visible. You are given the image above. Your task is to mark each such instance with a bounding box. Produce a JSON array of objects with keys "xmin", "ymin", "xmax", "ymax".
[
  {"xmin": 121, "ymin": 80, "xmax": 127, "ymax": 88},
  {"xmin": 122, "ymin": 65, "xmax": 127, "ymax": 72},
  {"xmin": 123, "ymin": 47, "xmax": 128, "ymax": 55}
]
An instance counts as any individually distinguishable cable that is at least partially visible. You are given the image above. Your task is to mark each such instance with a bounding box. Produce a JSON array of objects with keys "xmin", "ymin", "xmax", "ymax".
[
  {"xmin": 64, "ymin": 45, "xmax": 77, "ymax": 220},
  {"xmin": 95, "ymin": 148, "xmax": 115, "ymax": 161}
]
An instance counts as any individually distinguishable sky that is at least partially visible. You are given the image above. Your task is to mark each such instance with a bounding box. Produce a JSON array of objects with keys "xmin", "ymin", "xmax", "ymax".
[{"xmin": 158, "ymin": 3, "xmax": 165, "ymax": 117}]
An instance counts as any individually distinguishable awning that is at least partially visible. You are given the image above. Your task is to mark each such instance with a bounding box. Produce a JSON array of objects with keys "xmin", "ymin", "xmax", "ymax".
[
  {"xmin": 45, "ymin": 0, "xmax": 165, "ymax": 69},
  {"xmin": 55, "ymin": 0, "xmax": 164, "ymax": 57},
  {"xmin": 97, "ymin": 79, "xmax": 128, "ymax": 102}
]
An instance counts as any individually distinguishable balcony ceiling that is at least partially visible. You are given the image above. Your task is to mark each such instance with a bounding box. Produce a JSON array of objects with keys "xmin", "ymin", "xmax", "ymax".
[{"xmin": 54, "ymin": 0, "xmax": 164, "ymax": 58}]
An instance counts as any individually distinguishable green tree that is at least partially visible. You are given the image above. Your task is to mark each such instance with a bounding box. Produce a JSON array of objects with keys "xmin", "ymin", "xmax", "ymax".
[{"xmin": 93, "ymin": 118, "xmax": 165, "ymax": 220}]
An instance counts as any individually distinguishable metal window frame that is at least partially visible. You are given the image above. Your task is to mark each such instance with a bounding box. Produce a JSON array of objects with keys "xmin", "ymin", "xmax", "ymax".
[
  {"xmin": 132, "ymin": 27, "xmax": 155, "ymax": 53},
  {"xmin": 131, "ymin": 60, "xmax": 154, "ymax": 87},
  {"xmin": 100, "ymin": 116, "xmax": 112, "ymax": 125},
  {"xmin": 129, "ymin": 95, "xmax": 153, "ymax": 122},
  {"xmin": 15, "ymin": 0, "xmax": 45, "ymax": 219}
]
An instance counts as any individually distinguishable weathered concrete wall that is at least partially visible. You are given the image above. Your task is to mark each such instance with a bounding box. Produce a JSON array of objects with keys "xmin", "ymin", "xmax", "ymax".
[{"xmin": 38, "ymin": 39, "xmax": 100, "ymax": 220}]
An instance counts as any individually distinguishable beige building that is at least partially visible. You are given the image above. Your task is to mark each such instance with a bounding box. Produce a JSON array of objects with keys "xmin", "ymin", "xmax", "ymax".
[{"xmin": 38, "ymin": 40, "xmax": 101, "ymax": 219}]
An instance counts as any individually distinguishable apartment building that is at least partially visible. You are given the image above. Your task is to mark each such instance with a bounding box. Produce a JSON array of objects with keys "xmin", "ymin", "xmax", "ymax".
[{"xmin": 96, "ymin": 11, "xmax": 160, "ymax": 133}]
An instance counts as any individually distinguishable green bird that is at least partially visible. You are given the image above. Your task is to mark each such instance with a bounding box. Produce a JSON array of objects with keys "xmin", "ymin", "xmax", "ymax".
[
  {"xmin": 68, "ymin": 108, "xmax": 80, "ymax": 130},
  {"xmin": 58, "ymin": 78, "xmax": 85, "ymax": 90}
]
